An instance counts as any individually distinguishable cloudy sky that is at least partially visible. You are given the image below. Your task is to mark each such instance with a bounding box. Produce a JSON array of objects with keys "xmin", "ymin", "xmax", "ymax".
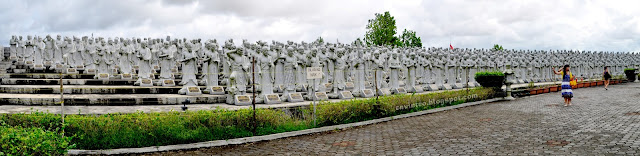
[{"xmin": 2, "ymin": 0, "xmax": 640, "ymax": 52}]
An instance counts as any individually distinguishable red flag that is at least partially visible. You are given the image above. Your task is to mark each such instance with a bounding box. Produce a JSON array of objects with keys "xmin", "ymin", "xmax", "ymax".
[{"xmin": 449, "ymin": 44, "xmax": 453, "ymax": 50}]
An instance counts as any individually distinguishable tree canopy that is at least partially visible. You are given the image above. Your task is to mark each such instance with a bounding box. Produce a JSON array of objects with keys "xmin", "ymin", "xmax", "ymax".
[
  {"xmin": 363, "ymin": 11, "xmax": 422, "ymax": 48},
  {"xmin": 364, "ymin": 11, "xmax": 398, "ymax": 47},
  {"xmin": 399, "ymin": 29, "xmax": 422, "ymax": 47},
  {"xmin": 493, "ymin": 44, "xmax": 504, "ymax": 51}
]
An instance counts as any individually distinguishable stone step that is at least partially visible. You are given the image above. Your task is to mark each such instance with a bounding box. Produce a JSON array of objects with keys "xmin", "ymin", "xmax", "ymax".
[
  {"xmin": 0, "ymin": 85, "xmax": 184, "ymax": 94},
  {"xmin": 5, "ymin": 72, "xmax": 188, "ymax": 79},
  {"xmin": 0, "ymin": 93, "xmax": 226, "ymax": 106},
  {"xmin": 1, "ymin": 78, "xmax": 183, "ymax": 85}
]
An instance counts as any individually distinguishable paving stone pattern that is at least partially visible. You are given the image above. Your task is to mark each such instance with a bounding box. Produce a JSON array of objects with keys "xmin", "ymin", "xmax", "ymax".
[{"xmin": 147, "ymin": 82, "xmax": 640, "ymax": 155}]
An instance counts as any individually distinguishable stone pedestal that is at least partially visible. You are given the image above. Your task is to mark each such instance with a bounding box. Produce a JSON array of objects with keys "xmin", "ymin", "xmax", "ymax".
[
  {"xmin": 85, "ymin": 69, "xmax": 96, "ymax": 75},
  {"xmin": 97, "ymin": 73, "xmax": 109, "ymax": 80},
  {"xmin": 65, "ymin": 68, "xmax": 78, "ymax": 75},
  {"xmin": 361, "ymin": 89, "xmax": 374, "ymax": 98},
  {"xmin": 345, "ymin": 82, "xmax": 354, "ymax": 90},
  {"xmin": 121, "ymin": 73, "xmax": 132, "ymax": 80},
  {"xmin": 442, "ymin": 84, "xmax": 453, "ymax": 90},
  {"xmin": 338, "ymin": 91, "xmax": 354, "ymax": 99},
  {"xmin": 286, "ymin": 93, "xmax": 304, "ymax": 102},
  {"xmin": 33, "ymin": 64, "xmax": 44, "ymax": 70},
  {"xmin": 186, "ymin": 86, "xmax": 202, "ymax": 96},
  {"xmin": 409, "ymin": 86, "xmax": 424, "ymax": 93},
  {"xmin": 140, "ymin": 79, "xmax": 153, "ymax": 87},
  {"xmin": 234, "ymin": 95, "xmax": 252, "ymax": 105},
  {"xmin": 453, "ymin": 83, "xmax": 464, "ymax": 89},
  {"xmin": 160, "ymin": 79, "xmax": 175, "ymax": 87},
  {"xmin": 314, "ymin": 92, "xmax": 329, "ymax": 101},
  {"xmin": 208, "ymin": 86, "xmax": 225, "ymax": 95},
  {"xmin": 377, "ymin": 88, "xmax": 392, "ymax": 96},
  {"xmin": 392, "ymin": 87, "xmax": 407, "ymax": 94},
  {"xmin": 427, "ymin": 84, "xmax": 440, "ymax": 91},
  {"xmin": 264, "ymin": 94, "xmax": 281, "ymax": 104}
]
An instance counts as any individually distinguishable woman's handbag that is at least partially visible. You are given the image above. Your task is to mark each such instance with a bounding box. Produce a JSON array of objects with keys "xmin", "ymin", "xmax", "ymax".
[{"xmin": 570, "ymin": 75, "xmax": 577, "ymax": 87}]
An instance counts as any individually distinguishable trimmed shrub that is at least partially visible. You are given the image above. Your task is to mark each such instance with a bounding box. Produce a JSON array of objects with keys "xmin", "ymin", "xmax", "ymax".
[
  {"xmin": 0, "ymin": 123, "xmax": 74, "ymax": 156},
  {"xmin": 624, "ymin": 68, "xmax": 637, "ymax": 81},
  {"xmin": 474, "ymin": 71, "xmax": 505, "ymax": 88}
]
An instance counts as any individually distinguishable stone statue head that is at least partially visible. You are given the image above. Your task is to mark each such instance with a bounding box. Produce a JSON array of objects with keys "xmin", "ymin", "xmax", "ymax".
[{"xmin": 287, "ymin": 47, "xmax": 294, "ymax": 57}]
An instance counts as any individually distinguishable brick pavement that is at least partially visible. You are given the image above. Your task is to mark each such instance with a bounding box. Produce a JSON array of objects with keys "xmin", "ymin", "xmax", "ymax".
[{"xmin": 146, "ymin": 82, "xmax": 640, "ymax": 156}]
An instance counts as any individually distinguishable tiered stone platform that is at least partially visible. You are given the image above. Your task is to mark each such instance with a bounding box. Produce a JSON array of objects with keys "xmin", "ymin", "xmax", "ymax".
[{"xmin": 0, "ymin": 60, "xmax": 228, "ymax": 105}]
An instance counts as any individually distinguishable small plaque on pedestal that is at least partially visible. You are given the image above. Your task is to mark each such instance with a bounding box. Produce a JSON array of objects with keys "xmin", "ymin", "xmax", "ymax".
[
  {"xmin": 133, "ymin": 65, "xmax": 139, "ymax": 70},
  {"xmin": 153, "ymin": 65, "xmax": 160, "ymax": 70},
  {"xmin": 56, "ymin": 64, "xmax": 63, "ymax": 69},
  {"xmin": 140, "ymin": 79, "xmax": 153, "ymax": 87},
  {"xmin": 121, "ymin": 73, "xmax": 132, "ymax": 79},
  {"xmin": 187, "ymin": 86, "xmax": 202, "ymax": 95},
  {"xmin": 235, "ymin": 95, "xmax": 252, "ymax": 105},
  {"xmin": 171, "ymin": 68, "xmax": 178, "ymax": 73},
  {"xmin": 210, "ymin": 86, "xmax": 225, "ymax": 95},
  {"xmin": 264, "ymin": 94, "xmax": 282, "ymax": 104},
  {"xmin": 98, "ymin": 73, "xmax": 109, "ymax": 80},
  {"xmin": 378, "ymin": 88, "xmax": 392, "ymax": 96},
  {"xmin": 33, "ymin": 64, "xmax": 44, "ymax": 70},
  {"xmin": 339, "ymin": 91, "xmax": 354, "ymax": 99},
  {"xmin": 111, "ymin": 68, "xmax": 118, "ymax": 74},
  {"xmin": 75, "ymin": 65, "xmax": 84, "ymax": 70},
  {"xmin": 86, "ymin": 69, "xmax": 96, "ymax": 74},
  {"xmin": 9, "ymin": 56, "xmax": 16, "ymax": 60},
  {"xmin": 287, "ymin": 93, "xmax": 304, "ymax": 102},
  {"xmin": 18, "ymin": 58, "xmax": 24, "ymax": 62},
  {"xmin": 361, "ymin": 89, "xmax": 374, "ymax": 98},
  {"xmin": 25, "ymin": 61, "xmax": 33, "ymax": 65},
  {"xmin": 162, "ymin": 79, "xmax": 175, "ymax": 87},
  {"xmin": 66, "ymin": 68, "xmax": 77, "ymax": 74},
  {"xmin": 393, "ymin": 87, "xmax": 407, "ymax": 94},
  {"xmin": 324, "ymin": 83, "xmax": 333, "ymax": 89},
  {"xmin": 314, "ymin": 92, "xmax": 329, "ymax": 101},
  {"xmin": 345, "ymin": 82, "xmax": 354, "ymax": 90},
  {"xmin": 44, "ymin": 61, "xmax": 52, "ymax": 66}
]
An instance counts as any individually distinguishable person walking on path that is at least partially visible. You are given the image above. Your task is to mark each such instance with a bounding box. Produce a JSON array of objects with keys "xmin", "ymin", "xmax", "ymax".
[
  {"xmin": 553, "ymin": 65, "xmax": 574, "ymax": 107},
  {"xmin": 603, "ymin": 66, "xmax": 612, "ymax": 90}
]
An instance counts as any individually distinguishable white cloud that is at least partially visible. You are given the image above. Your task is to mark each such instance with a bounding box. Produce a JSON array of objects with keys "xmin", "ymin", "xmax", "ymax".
[{"xmin": 1, "ymin": 0, "xmax": 640, "ymax": 52}]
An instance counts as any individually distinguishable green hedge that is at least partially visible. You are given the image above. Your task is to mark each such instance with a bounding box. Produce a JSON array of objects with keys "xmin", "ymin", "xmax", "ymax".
[
  {"xmin": 1, "ymin": 88, "xmax": 497, "ymax": 150},
  {"xmin": 0, "ymin": 123, "xmax": 74, "ymax": 156},
  {"xmin": 624, "ymin": 68, "xmax": 637, "ymax": 81},
  {"xmin": 474, "ymin": 71, "xmax": 505, "ymax": 88}
]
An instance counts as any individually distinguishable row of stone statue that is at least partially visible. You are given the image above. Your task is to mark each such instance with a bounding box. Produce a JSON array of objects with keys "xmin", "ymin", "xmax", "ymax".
[{"xmin": 6, "ymin": 35, "xmax": 640, "ymax": 105}]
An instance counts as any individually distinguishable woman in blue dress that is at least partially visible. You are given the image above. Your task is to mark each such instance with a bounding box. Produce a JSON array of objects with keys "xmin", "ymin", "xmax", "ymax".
[{"xmin": 553, "ymin": 65, "xmax": 573, "ymax": 107}]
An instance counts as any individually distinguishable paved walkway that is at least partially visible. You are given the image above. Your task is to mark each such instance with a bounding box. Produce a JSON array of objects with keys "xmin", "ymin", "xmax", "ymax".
[
  {"xmin": 146, "ymin": 82, "xmax": 640, "ymax": 155},
  {"xmin": 0, "ymin": 81, "xmax": 560, "ymax": 114}
]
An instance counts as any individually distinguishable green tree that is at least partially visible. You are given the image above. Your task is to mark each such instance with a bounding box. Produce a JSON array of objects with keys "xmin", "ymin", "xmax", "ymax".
[
  {"xmin": 315, "ymin": 36, "xmax": 324, "ymax": 44},
  {"xmin": 399, "ymin": 29, "xmax": 422, "ymax": 47},
  {"xmin": 364, "ymin": 11, "xmax": 399, "ymax": 47},
  {"xmin": 352, "ymin": 38, "xmax": 364, "ymax": 46},
  {"xmin": 493, "ymin": 44, "xmax": 504, "ymax": 51}
]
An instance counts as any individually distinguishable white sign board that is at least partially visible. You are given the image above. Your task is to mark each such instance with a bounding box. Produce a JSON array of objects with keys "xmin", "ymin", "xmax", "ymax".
[{"xmin": 307, "ymin": 67, "xmax": 323, "ymax": 79}]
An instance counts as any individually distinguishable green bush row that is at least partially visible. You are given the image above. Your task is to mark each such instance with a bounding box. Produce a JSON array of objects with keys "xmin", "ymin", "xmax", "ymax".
[
  {"xmin": 0, "ymin": 123, "xmax": 74, "ymax": 156},
  {"xmin": 474, "ymin": 71, "xmax": 505, "ymax": 77},
  {"xmin": 0, "ymin": 88, "xmax": 496, "ymax": 150}
]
